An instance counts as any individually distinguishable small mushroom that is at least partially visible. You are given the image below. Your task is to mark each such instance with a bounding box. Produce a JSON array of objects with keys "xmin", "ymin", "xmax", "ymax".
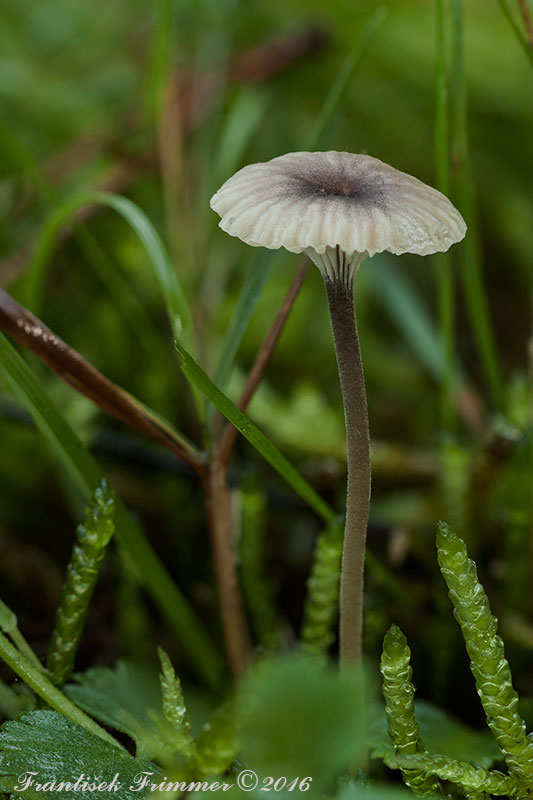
[{"xmin": 210, "ymin": 150, "xmax": 466, "ymax": 664}]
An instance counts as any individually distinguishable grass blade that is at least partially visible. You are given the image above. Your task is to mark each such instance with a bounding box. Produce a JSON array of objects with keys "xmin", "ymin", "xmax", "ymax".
[
  {"xmin": 212, "ymin": 249, "xmax": 283, "ymax": 401},
  {"xmin": 0, "ymin": 288, "xmax": 203, "ymax": 470},
  {"xmin": 143, "ymin": 0, "xmax": 173, "ymax": 121},
  {"xmin": 0, "ymin": 332, "xmax": 222, "ymax": 687},
  {"xmin": 211, "ymin": 88, "xmax": 269, "ymax": 189},
  {"xmin": 176, "ymin": 339, "xmax": 335, "ymax": 524},
  {"xmin": 309, "ymin": 6, "xmax": 389, "ymax": 149},
  {"xmin": 497, "ymin": 0, "xmax": 533, "ymax": 65},
  {"xmin": 0, "ymin": 125, "xmax": 168, "ymax": 407},
  {"xmin": 451, "ymin": 0, "xmax": 503, "ymax": 409},
  {"xmin": 366, "ymin": 257, "xmax": 446, "ymax": 382},
  {"xmin": 434, "ymin": 0, "xmax": 457, "ymax": 430},
  {"xmin": 25, "ymin": 191, "xmax": 192, "ymax": 341}
]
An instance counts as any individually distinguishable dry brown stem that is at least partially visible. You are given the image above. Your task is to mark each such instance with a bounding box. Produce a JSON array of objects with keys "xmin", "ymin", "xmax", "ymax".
[
  {"xmin": 206, "ymin": 257, "xmax": 311, "ymax": 674},
  {"xmin": 203, "ymin": 460, "xmax": 251, "ymax": 677},
  {"xmin": 0, "ymin": 289, "xmax": 204, "ymax": 473},
  {"xmin": 217, "ymin": 258, "xmax": 310, "ymax": 466}
]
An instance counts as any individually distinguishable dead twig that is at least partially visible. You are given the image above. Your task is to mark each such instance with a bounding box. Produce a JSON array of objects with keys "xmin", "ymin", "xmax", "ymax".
[
  {"xmin": 202, "ymin": 461, "xmax": 252, "ymax": 677},
  {"xmin": 203, "ymin": 258, "xmax": 311, "ymax": 675},
  {"xmin": 0, "ymin": 289, "xmax": 204, "ymax": 474},
  {"xmin": 217, "ymin": 258, "xmax": 311, "ymax": 466}
]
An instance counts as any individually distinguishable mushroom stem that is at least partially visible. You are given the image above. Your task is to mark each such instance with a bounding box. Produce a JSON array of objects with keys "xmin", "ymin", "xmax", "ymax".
[{"xmin": 325, "ymin": 271, "xmax": 371, "ymax": 665}]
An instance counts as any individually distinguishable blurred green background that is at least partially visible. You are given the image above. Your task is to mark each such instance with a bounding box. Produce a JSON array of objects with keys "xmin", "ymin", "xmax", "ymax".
[{"xmin": 0, "ymin": 0, "xmax": 531, "ymax": 725}]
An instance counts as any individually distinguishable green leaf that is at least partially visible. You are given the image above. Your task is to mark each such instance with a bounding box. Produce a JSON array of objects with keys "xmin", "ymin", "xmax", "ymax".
[
  {"xmin": 238, "ymin": 654, "xmax": 367, "ymax": 793},
  {"xmin": 191, "ymin": 702, "xmax": 237, "ymax": 778},
  {"xmin": 65, "ymin": 662, "xmax": 163, "ymax": 759},
  {"xmin": 175, "ymin": 339, "xmax": 334, "ymax": 523},
  {"xmin": 0, "ymin": 331, "xmax": 222, "ymax": 687},
  {"xmin": 0, "ymin": 711, "xmax": 161, "ymax": 800}
]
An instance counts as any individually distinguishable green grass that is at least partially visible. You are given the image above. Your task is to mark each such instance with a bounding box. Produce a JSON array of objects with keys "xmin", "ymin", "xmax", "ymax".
[{"xmin": 0, "ymin": 0, "xmax": 530, "ymax": 793}]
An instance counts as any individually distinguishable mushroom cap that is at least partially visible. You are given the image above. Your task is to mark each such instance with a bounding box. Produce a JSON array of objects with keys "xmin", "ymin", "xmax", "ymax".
[{"xmin": 210, "ymin": 151, "xmax": 466, "ymax": 258}]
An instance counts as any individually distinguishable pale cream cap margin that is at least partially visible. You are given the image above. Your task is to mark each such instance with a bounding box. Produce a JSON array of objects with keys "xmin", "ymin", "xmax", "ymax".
[{"xmin": 210, "ymin": 151, "xmax": 466, "ymax": 260}]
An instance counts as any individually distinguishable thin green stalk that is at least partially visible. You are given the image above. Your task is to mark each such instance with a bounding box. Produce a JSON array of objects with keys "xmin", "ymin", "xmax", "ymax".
[
  {"xmin": 440, "ymin": 437, "xmax": 472, "ymax": 543},
  {"xmin": 144, "ymin": 0, "xmax": 173, "ymax": 121},
  {"xmin": 211, "ymin": 249, "xmax": 282, "ymax": 408},
  {"xmin": 309, "ymin": 7, "xmax": 389, "ymax": 148},
  {"xmin": 434, "ymin": 0, "xmax": 457, "ymax": 430},
  {"xmin": 176, "ymin": 338, "xmax": 335, "ymax": 524},
  {"xmin": 5, "ymin": 630, "xmax": 41, "ymax": 673},
  {"xmin": 0, "ymin": 632, "xmax": 122, "ymax": 749},
  {"xmin": 451, "ymin": 0, "xmax": 504, "ymax": 408},
  {"xmin": 0, "ymin": 599, "xmax": 43, "ymax": 672}
]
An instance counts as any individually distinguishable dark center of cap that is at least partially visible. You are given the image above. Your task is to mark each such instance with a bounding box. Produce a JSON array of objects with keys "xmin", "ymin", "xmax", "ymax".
[{"xmin": 288, "ymin": 165, "xmax": 377, "ymax": 203}]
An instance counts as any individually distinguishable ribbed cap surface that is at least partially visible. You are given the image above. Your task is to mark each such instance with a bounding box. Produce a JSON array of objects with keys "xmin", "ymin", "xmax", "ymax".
[{"xmin": 210, "ymin": 151, "xmax": 466, "ymax": 258}]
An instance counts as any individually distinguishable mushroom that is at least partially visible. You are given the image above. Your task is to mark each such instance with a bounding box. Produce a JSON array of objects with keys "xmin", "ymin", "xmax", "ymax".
[{"xmin": 210, "ymin": 151, "xmax": 466, "ymax": 664}]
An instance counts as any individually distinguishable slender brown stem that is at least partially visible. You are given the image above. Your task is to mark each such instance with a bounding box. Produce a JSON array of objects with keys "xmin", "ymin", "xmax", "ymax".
[
  {"xmin": 203, "ymin": 459, "xmax": 251, "ymax": 676},
  {"xmin": 208, "ymin": 259, "xmax": 310, "ymax": 674},
  {"xmin": 518, "ymin": 0, "xmax": 533, "ymax": 46},
  {"xmin": 217, "ymin": 258, "xmax": 310, "ymax": 465},
  {"xmin": 325, "ymin": 274, "xmax": 371, "ymax": 665}
]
